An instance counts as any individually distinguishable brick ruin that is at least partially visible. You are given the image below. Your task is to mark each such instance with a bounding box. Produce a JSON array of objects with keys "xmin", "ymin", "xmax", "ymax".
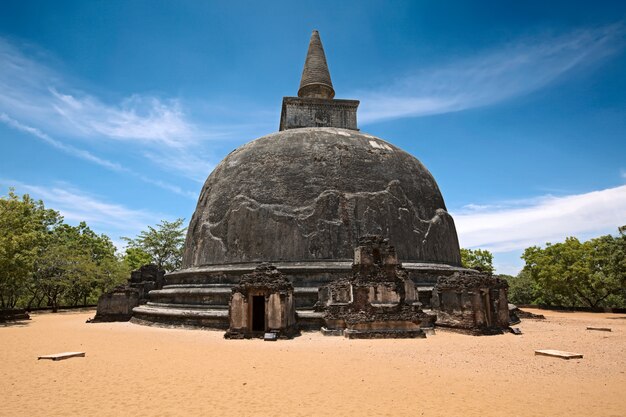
[
  {"xmin": 92, "ymin": 264, "xmax": 164, "ymax": 322},
  {"xmin": 431, "ymin": 271, "xmax": 511, "ymax": 334},
  {"xmin": 316, "ymin": 236, "xmax": 435, "ymax": 338}
]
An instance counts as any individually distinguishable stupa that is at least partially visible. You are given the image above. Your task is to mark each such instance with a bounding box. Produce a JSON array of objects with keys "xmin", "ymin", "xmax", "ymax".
[{"xmin": 132, "ymin": 30, "xmax": 468, "ymax": 330}]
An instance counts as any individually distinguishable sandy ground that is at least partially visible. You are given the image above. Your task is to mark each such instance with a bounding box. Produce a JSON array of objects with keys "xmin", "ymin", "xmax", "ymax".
[{"xmin": 1, "ymin": 309, "xmax": 625, "ymax": 417}]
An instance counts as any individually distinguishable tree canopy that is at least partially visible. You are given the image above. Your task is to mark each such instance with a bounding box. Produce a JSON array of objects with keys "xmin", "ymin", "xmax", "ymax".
[
  {"xmin": 0, "ymin": 190, "xmax": 60, "ymax": 308},
  {"xmin": 122, "ymin": 219, "xmax": 186, "ymax": 272},
  {"xmin": 460, "ymin": 248, "xmax": 494, "ymax": 274},
  {"xmin": 520, "ymin": 230, "xmax": 626, "ymax": 308},
  {"xmin": 0, "ymin": 189, "xmax": 127, "ymax": 310}
]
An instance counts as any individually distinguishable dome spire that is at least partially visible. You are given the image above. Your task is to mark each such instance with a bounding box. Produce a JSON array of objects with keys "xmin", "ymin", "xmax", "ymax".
[{"xmin": 298, "ymin": 30, "xmax": 335, "ymax": 99}]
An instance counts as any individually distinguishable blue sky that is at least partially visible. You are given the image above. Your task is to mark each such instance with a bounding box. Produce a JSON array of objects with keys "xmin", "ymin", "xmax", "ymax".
[{"xmin": 1, "ymin": 1, "xmax": 625, "ymax": 275}]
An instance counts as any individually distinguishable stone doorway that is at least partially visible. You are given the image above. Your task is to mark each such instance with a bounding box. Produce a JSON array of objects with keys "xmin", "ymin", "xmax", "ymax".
[
  {"xmin": 252, "ymin": 295, "xmax": 265, "ymax": 332},
  {"xmin": 224, "ymin": 264, "xmax": 298, "ymax": 339}
]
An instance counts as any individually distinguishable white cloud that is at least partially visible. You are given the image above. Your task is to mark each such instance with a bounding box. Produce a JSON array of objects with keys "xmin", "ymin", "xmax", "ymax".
[
  {"xmin": 0, "ymin": 113, "xmax": 197, "ymax": 199},
  {"xmin": 357, "ymin": 23, "xmax": 626, "ymax": 124},
  {"xmin": 1, "ymin": 180, "xmax": 168, "ymax": 249},
  {"xmin": 0, "ymin": 38, "xmax": 199, "ymax": 148},
  {"xmin": 453, "ymin": 185, "xmax": 626, "ymax": 253},
  {"xmin": 0, "ymin": 37, "xmax": 222, "ymax": 182},
  {"xmin": 0, "ymin": 113, "xmax": 126, "ymax": 172},
  {"xmin": 48, "ymin": 88, "xmax": 197, "ymax": 149}
]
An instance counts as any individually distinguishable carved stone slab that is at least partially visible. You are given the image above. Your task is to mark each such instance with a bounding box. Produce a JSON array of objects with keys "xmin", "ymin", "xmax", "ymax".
[
  {"xmin": 535, "ymin": 349, "xmax": 583, "ymax": 360},
  {"xmin": 38, "ymin": 352, "xmax": 85, "ymax": 361}
]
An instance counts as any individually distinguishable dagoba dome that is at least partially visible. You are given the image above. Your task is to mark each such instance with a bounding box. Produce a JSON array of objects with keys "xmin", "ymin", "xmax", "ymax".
[
  {"xmin": 183, "ymin": 127, "xmax": 461, "ymax": 268},
  {"xmin": 133, "ymin": 30, "xmax": 464, "ymax": 329}
]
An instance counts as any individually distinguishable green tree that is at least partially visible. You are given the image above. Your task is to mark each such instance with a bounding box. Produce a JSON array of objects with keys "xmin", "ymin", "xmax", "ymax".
[
  {"xmin": 32, "ymin": 221, "xmax": 126, "ymax": 310},
  {"xmin": 0, "ymin": 190, "xmax": 60, "ymax": 308},
  {"xmin": 122, "ymin": 218, "xmax": 186, "ymax": 272},
  {"xmin": 522, "ymin": 231, "xmax": 626, "ymax": 309},
  {"xmin": 123, "ymin": 247, "xmax": 152, "ymax": 271},
  {"xmin": 503, "ymin": 270, "xmax": 538, "ymax": 305},
  {"xmin": 460, "ymin": 248, "xmax": 494, "ymax": 274}
]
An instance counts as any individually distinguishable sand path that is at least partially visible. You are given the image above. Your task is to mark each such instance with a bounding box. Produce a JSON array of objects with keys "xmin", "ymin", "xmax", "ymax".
[{"xmin": 1, "ymin": 309, "xmax": 625, "ymax": 416}]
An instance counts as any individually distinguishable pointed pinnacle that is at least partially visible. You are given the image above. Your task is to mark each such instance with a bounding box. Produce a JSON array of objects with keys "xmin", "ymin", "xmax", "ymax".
[{"xmin": 298, "ymin": 30, "xmax": 335, "ymax": 99}]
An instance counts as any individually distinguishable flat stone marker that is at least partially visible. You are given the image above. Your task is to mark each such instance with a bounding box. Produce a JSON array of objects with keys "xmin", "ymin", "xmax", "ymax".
[
  {"xmin": 586, "ymin": 327, "xmax": 611, "ymax": 332},
  {"xmin": 263, "ymin": 332, "xmax": 278, "ymax": 341},
  {"xmin": 535, "ymin": 349, "xmax": 583, "ymax": 360},
  {"xmin": 38, "ymin": 352, "xmax": 85, "ymax": 361}
]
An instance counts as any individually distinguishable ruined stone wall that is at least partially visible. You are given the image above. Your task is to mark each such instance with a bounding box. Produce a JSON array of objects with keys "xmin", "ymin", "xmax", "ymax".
[
  {"xmin": 94, "ymin": 287, "xmax": 140, "ymax": 321},
  {"xmin": 432, "ymin": 272, "xmax": 510, "ymax": 334},
  {"xmin": 92, "ymin": 264, "xmax": 164, "ymax": 322}
]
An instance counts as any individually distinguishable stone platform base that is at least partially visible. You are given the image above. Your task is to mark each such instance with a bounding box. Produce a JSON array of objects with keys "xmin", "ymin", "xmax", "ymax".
[
  {"xmin": 344, "ymin": 328, "xmax": 426, "ymax": 339},
  {"xmin": 224, "ymin": 327, "xmax": 300, "ymax": 340},
  {"xmin": 127, "ymin": 260, "xmax": 471, "ymax": 332},
  {"xmin": 132, "ymin": 305, "xmax": 229, "ymax": 329}
]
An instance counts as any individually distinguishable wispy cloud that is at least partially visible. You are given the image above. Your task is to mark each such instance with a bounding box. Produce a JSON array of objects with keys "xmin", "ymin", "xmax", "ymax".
[
  {"xmin": 48, "ymin": 88, "xmax": 198, "ymax": 148},
  {"xmin": 0, "ymin": 36, "xmax": 222, "ymax": 182},
  {"xmin": 0, "ymin": 113, "xmax": 197, "ymax": 199},
  {"xmin": 0, "ymin": 37, "xmax": 199, "ymax": 148},
  {"xmin": 0, "ymin": 113, "xmax": 125, "ymax": 172},
  {"xmin": 357, "ymin": 23, "xmax": 626, "ymax": 123},
  {"xmin": 1, "ymin": 180, "xmax": 168, "ymax": 249},
  {"xmin": 453, "ymin": 184, "xmax": 626, "ymax": 253}
]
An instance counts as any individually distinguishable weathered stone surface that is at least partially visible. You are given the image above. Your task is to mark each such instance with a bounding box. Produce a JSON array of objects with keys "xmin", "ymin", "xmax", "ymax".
[
  {"xmin": 183, "ymin": 128, "xmax": 461, "ymax": 269},
  {"xmin": 280, "ymin": 97, "xmax": 358, "ymax": 131},
  {"xmin": 230, "ymin": 263, "xmax": 293, "ymax": 296}
]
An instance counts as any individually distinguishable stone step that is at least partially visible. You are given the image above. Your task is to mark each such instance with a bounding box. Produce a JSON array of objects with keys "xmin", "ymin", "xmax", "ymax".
[
  {"xmin": 146, "ymin": 302, "xmax": 228, "ymax": 310},
  {"xmin": 132, "ymin": 305, "xmax": 230, "ymax": 330},
  {"xmin": 293, "ymin": 287, "xmax": 319, "ymax": 294},
  {"xmin": 152, "ymin": 287, "xmax": 232, "ymax": 294},
  {"xmin": 296, "ymin": 310, "xmax": 324, "ymax": 319},
  {"xmin": 148, "ymin": 287, "xmax": 232, "ymax": 306},
  {"xmin": 162, "ymin": 283, "xmax": 234, "ymax": 289},
  {"xmin": 133, "ymin": 305, "xmax": 229, "ymax": 318},
  {"xmin": 296, "ymin": 309, "xmax": 325, "ymax": 331}
]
